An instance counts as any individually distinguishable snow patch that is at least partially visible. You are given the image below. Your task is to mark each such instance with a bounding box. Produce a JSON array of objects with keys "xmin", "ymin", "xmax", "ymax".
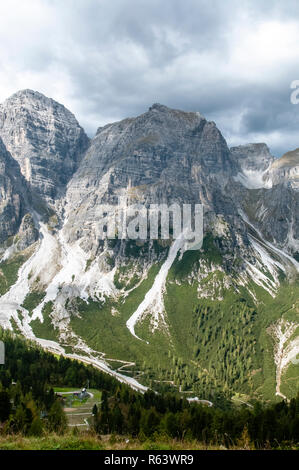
[
  {"xmin": 126, "ymin": 234, "xmax": 186, "ymax": 341},
  {"xmin": 269, "ymin": 319, "xmax": 299, "ymax": 398}
]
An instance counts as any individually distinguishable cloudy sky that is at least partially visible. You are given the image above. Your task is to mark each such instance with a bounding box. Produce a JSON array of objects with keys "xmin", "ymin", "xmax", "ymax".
[{"xmin": 0, "ymin": 0, "xmax": 299, "ymax": 156}]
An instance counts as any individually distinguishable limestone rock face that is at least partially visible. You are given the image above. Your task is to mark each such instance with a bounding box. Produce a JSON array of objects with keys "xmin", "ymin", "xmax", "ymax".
[
  {"xmin": 0, "ymin": 92, "xmax": 297, "ymax": 260},
  {"xmin": 16, "ymin": 213, "xmax": 39, "ymax": 251},
  {"xmin": 264, "ymin": 148, "xmax": 299, "ymax": 190},
  {"xmin": 64, "ymin": 103, "xmax": 240, "ymax": 250},
  {"xmin": 230, "ymin": 143, "xmax": 274, "ymax": 173},
  {"xmin": 230, "ymin": 145, "xmax": 299, "ymax": 253},
  {"xmin": 0, "ymin": 138, "xmax": 27, "ymax": 243},
  {"xmin": 230, "ymin": 143, "xmax": 274, "ymax": 189},
  {"xmin": 0, "ymin": 89, "xmax": 89, "ymax": 200}
]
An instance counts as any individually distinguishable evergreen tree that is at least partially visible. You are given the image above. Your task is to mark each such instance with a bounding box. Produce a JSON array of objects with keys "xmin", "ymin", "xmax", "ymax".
[
  {"xmin": 112, "ymin": 405, "xmax": 124, "ymax": 434},
  {"xmin": 47, "ymin": 401, "xmax": 67, "ymax": 434},
  {"xmin": 0, "ymin": 391, "xmax": 11, "ymax": 422}
]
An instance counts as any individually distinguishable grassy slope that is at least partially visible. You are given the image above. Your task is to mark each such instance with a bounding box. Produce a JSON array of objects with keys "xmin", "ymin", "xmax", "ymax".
[
  {"xmin": 0, "ymin": 250, "xmax": 33, "ymax": 295},
  {"xmin": 30, "ymin": 301, "xmax": 60, "ymax": 342},
  {"xmin": 0, "ymin": 433, "xmax": 264, "ymax": 450},
  {"xmin": 70, "ymin": 263, "xmax": 172, "ymax": 374}
]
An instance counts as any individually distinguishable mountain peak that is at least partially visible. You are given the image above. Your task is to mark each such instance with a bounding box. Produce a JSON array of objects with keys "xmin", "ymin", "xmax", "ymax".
[
  {"xmin": 10, "ymin": 88, "xmax": 44, "ymax": 98},
  {"xmin": 230, "ymin": 142, "xmax": 274, "ymax": 175},
  {"xmin": 0, "ymin": 90, "xmax": 89, "ymax": 199},
  {"xmin": 149, "ymin": 103, "xmax": 169, "ymax": 112},
  {"xmin": 230, "ymin": 142, "xmax": 271, "ymax": 154},
  {"xmin": 148, "ymin": 102, "xmax": 203, "ymax": 119},
  {"xmin": 3, "ymin": 89, "xmax": 68, "ymax": 113}
]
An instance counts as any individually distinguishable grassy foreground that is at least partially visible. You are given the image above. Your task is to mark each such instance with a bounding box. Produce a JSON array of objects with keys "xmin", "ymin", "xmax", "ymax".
[{"xmin": 0, "ymin": 432, "xmax": 297, "ymax": 450}]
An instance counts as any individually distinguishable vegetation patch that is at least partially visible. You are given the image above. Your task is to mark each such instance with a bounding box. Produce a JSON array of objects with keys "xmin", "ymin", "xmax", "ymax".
[
  {"xmin": 30, "ymin": 301, "xmax": 59, "ymax": 341},
  {"xmin": 0, "ymin": 251, "xmax": 32, "ymax": 295},
  {"xmin": 22, "ymin": 291, "xmax": 46, "ymax": 315}
]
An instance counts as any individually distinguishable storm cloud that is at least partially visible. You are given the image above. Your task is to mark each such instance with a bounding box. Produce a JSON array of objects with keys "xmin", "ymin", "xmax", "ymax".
[{"xmin": 0, "ymin": 0, "xmax": 299, "ymax": 156}]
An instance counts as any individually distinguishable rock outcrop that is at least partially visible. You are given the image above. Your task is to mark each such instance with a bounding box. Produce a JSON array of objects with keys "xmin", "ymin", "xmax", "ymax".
[{"xmin": 16, "ymin": 213, "xmax": 39, "ymax": 251}]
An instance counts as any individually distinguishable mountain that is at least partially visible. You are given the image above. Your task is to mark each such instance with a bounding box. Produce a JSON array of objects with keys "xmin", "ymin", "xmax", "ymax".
[
  {"xmin": 230, "ymin": 143, "xmax": 274, "ymax": 189},
  {"xmin": 64, "ymin": 103, "xmax": 240, "ymax": 247},
  {"xmin": 0, "ymin": 89, "xmax": 89, "ymax": 200},
  {"xmin": 231, "ymin": 145, "xmax": 299, "ymax": 255},
  {"xmin": 0, "ymin": 91, "xmax": 298, "ymax": 404},
  {"xmin": 264, "ymin": 148, "xmax": 299, "ymax": 190}
]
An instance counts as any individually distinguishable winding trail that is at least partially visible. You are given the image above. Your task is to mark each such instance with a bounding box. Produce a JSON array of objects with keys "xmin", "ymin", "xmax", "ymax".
[{"xmin": 38, "ymin": 339, "xmax": 148, "ymax": 394}]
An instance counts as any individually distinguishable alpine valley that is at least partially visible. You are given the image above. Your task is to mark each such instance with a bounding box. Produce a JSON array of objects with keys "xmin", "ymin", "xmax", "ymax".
[{"xmin": 0, "ymin": 89, "xmax": 298, "ymax": 405}]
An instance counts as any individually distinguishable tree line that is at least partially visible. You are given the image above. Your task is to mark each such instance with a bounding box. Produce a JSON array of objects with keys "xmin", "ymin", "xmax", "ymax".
[{"xmin": 93, "ymin": 387, "xmax": 299, "ymax": 448}]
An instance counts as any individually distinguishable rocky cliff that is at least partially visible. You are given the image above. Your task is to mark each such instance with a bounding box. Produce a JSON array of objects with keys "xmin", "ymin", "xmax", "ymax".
[
  {"xmin": 64, "ymin": 103, "xmax": 242, "ymax": 252},
  {"xmin": 230, "ymin": 143, "xmax": 274, "ymax": 189},
  {"xmin": 264, "ymin": 148, "xmax": 299, "ymax": 190},
  {"xmin": 0, "ymin": 137, "xmax": 27, "ymax": 243},
  {"xmin": 0, "ymin": 90, "xmax": 89, "ymax": 201}
]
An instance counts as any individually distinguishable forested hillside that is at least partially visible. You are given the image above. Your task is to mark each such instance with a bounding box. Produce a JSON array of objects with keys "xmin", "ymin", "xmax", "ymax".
[{"xmin": 0, "ymin": 330, "xmax": 298, "ymax": 449}]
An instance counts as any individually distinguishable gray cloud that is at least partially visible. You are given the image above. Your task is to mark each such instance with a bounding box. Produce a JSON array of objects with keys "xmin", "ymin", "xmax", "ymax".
[{"xmin": 0, "ymin": 0, "xmax": 299, "ymax": 156}]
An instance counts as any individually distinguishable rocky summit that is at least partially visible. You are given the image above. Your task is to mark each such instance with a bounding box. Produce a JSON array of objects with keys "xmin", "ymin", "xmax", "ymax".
[
  {"xmin": 0, "ymin": 90, "xmax": 298, "ymax": 403},
  {"xmin": 0, "ymin": 90, "xmax": 89, "ymax": 200}
]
